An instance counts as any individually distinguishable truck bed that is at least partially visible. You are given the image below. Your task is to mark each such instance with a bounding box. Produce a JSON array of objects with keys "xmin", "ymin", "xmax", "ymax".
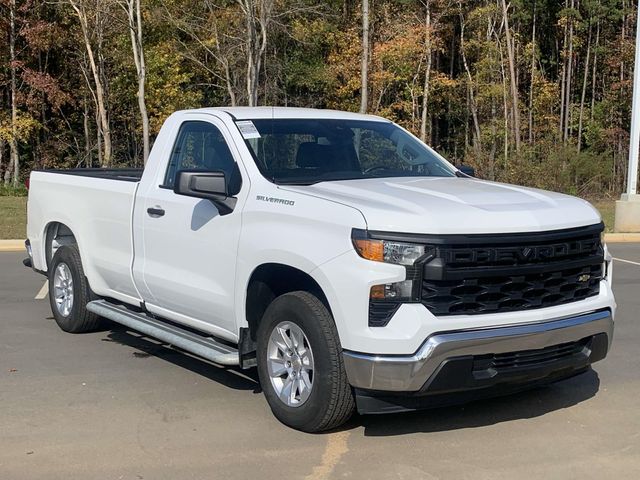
[
  {"xmin": 42, "ymin": 168, "xmax": 143, "ymax": 182},
  {"xmin": 27, "ymin": 169, "xmax": 142, "ymax": 303}
]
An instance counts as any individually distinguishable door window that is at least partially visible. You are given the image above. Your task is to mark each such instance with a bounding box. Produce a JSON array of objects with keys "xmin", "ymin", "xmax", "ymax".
[{"xmin": 163, "ymin": 121, "xmax": 241, "ymax": 192}]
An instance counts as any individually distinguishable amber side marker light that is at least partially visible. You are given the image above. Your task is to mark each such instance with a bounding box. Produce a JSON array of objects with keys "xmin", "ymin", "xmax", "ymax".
[
  {"xmin": 352, "ymin": 237, "xmax": 384, "ymax": 262},
  {"xmin": 370, "ymin": 284, "xmax": 386, "ymax": 299}
]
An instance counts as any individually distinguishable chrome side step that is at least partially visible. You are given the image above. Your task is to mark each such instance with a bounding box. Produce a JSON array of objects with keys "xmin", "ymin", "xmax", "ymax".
[{"xmin": 86, "ymin": 300, "xmax": 239, "ymax": 366}]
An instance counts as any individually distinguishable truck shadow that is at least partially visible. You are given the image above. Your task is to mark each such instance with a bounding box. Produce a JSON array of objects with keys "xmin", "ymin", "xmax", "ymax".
[
  {"xmin": 100, "ymin": 322, "xmax": 600, "ymax": 436},
  {"xmin": 353, "ymin": 369, "xmax": 600, "ymax": 437},
  {"xmin": 103, "ymin": 323, "xmax": 260, "ymax": 392}
]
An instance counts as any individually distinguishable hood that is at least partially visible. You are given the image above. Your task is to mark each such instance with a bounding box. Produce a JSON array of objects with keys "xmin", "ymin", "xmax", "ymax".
[{"xmin": 281, "ymin": 177, "xmax": 601, "ymax": 234}]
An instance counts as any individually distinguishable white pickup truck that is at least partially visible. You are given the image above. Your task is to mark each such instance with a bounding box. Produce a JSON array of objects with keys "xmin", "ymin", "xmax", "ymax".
[{"xmin": 25, "ymin": 107, "xmax": 615, "ymax": 432}]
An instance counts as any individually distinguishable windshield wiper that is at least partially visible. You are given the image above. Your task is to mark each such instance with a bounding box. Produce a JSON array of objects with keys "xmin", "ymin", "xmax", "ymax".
[{"xmin": 275, "ymin": 172, "xmax": 366, "ymax": 186}]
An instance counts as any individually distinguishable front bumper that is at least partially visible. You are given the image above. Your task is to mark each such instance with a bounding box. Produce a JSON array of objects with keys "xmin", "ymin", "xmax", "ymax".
[{"xmin": 343, "ymin": 309, "xmax": 613, "ymax": 397}]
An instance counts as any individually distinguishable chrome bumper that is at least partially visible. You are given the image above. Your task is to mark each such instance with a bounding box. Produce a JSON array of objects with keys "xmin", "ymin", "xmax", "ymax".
[{"xmin": 343, "ymin": 309, "xmax": 613, "ymax": 392}]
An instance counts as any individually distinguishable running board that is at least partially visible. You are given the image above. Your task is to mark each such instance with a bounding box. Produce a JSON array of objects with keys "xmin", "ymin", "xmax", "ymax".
[{"xmin": 86, "ymin": 300, "xmax": 239, "ymax": 366}]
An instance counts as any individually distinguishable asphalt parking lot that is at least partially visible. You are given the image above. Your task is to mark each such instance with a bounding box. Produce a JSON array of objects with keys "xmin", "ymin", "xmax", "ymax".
[{"xmin": 1, "ymin": 245, "xmax": 639, "ymax": 480}]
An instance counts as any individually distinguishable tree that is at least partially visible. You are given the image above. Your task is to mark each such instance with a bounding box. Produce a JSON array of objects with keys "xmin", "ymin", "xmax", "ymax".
[
  {"xmin": 0, "ymin": 0, "xmax": 636, "ymax": 198},
  {"xmin": 69, "ymin": 0, "xmax": 112, "ymax": 167},
  {"xmin": 360, "ymin": 0, "xmax": 369, "ymax": 113},
  {"xmin": 120, "ymin": 0, "xmax": 149, "ymax": 163},
  {"xmin": 236, "ymin": 0, "xmax": 275, "ymax": 106},
  {"xmin": 8, "ymin": 0, "xmax": 18, "ymax": 185},
  {"xmin": 419, "ymin": 0, "xmax": 432, "ymax": 142},
  {"xmin": 500, "ymin": 0, "xmax": 521, "ymax": 153}
]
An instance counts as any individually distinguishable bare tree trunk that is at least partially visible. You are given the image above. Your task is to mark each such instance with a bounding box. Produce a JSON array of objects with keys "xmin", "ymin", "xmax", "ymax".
[
  {"xmin": 245, "ymin": 7, "xmax": 256, "ymax": 106},
  {"xmin": 213, "ymin": 21, "xmax": 237, "ymax": 106},
  {"xmin": 498, "ymin": 39, "xmax": 510, "ymax": 165},
  {"xmin": 590, "ymin": 12, "xmax": 600, "ymax": 120},
  {"xmin": 420, "ymin": 0, "xmax": 432, "ymax": 142},
  {"xmin": 490, "ymin": 99, "xmax": 497, "ymax": 180},
  {"xmin": 0, "ymin": 140, "xmax": 5, "ymax": 186},
  {"xmin": 70, "ymin": 0, "xmax": 112, "ymax": 167},
  {"xmin": 528, "ymin": 0, "xmax": 537, "ymax": 144},
  {"xmin": 578, "ymin": 18, "xmax": 592, "ymax": 152},
  {"xmin": 559, "ymin": 0, "xmax": 568, "ymax": 139},
  {"xmin": 256, "ymin": 0, "xmax": 272, "ymax": 105},
  {"xmin": 9, "ymin": 0, "xmax": 19, "ymax": 186},
  {"xmin": 360, "ymin": 0, "xmax": 369, "ymax": 113},
  {"xmin": 501, "ymin": 0, "xmax": 521, "ymax": 153},
  {"xmin": 237, "ymin": 0, "xmax": 273, "ymax": 106},
  {"xmin": 123, "ymin": 0, "xmax": 150, "ymax": 163},
  {"xmin": 459, "ymin": 10, "xmax": 482, "ymax": 154},
  {"xmin": 83, "ymin": 94, "xmax": 92, "ymax": 167},
  {"xmin": 96, "ymin": 108, "xmax": 102, "ymax": 166},
  {"xmin": 563, "ymin": 0, "xmax": 575, "ymax": 143}
]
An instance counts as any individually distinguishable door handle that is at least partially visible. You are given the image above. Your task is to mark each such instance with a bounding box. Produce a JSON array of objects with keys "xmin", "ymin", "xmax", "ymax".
[{"xmin": 147, "ymin": 207, "xmax": 165, "ymax": 217}]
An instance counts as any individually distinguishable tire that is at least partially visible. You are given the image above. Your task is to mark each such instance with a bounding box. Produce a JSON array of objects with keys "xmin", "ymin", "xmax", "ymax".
[
  {"xmin": 256, "ymin": 291, "xmax": 355, "ymax": 432},
  {"xmin": 48, "ymin": 245, "xmax": 100, "ymax": 333}
]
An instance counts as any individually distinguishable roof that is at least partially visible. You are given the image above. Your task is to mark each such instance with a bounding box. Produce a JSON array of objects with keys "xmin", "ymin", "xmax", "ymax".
[{"xmin": 193, "ymin": 106, "xmax": 390, "ymax": 122}]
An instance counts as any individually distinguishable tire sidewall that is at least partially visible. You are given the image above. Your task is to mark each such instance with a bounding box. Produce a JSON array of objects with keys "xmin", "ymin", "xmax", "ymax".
[
  {"xmin": 48, "ymin": 246, "xmax": 87, "ymax": 332},
  {"xmin": 257, "ymin": 293, "xmax": 342, "ymax": 431}
]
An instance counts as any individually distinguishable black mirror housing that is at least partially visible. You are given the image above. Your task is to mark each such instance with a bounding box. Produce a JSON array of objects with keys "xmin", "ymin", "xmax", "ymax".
[
  {"xmin": 456, "ymin": 165, "xmax": 475, "ymax": 177},
  {"xmin": 174, "ymin": 170, "xmax": 237, "ymax": 214}
]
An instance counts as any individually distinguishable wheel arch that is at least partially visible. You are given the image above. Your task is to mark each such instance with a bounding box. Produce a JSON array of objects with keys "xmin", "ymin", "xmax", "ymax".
[
  {"xmin": 43, "ymin": 221, "xmax": 78, "ymax": 271},
  {"xmin": 244, "ymin": 262, "xmax": 333, "ymax": 343}
]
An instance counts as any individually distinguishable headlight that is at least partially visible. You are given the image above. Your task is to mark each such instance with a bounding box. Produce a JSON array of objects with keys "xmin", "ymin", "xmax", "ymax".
[{"xmin": 352, "ymin": 230, "xmax": 426, "ymax": 266}]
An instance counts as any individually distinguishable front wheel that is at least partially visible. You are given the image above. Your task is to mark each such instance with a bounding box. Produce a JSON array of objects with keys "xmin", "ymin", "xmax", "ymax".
[{"xmin": 256, "ymin": 291, "xmax": 355, "ymax": 432}]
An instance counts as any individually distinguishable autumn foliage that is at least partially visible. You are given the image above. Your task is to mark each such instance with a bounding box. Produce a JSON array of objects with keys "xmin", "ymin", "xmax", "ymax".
[{"xmin": 0, "ymin": 0, "xmax": 637, "ymax": 197}]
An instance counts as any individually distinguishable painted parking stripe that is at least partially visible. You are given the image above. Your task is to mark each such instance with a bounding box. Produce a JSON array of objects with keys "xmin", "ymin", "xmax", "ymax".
[
  {"xmin": 613, "ymin": 257, "xmax": 640, "ymax": 267},
  {"xmin": 35, "ymin": 280, "xmax": 48, "ymax": 300}
]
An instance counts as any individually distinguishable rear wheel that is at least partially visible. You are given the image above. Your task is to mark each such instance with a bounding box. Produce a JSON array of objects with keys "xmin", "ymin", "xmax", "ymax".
[
  {"xmin": 48, "ymin": 245, "xmax": 100, "ymax": 333},
  {"xmin": 256, "ymin": 291, "xmax": 355, "ymax": 432}
]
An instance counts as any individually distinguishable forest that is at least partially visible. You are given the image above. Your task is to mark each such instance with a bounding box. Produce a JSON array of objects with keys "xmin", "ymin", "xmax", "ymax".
[{"xmin": 0, "ymin": 0, "xmax": 638, "ymax": 199}]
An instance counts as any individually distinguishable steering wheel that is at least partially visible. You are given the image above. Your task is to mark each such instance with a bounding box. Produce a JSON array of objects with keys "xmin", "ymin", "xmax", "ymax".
[{"xmin": 363, "ymin": 165, "xmax": 390, "ymax": 174}]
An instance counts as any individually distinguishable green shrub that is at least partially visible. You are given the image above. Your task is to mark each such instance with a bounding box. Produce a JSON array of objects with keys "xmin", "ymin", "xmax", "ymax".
[{"xmin": 0, "ymin": 185, "xmax": 28, "ymax": 197}]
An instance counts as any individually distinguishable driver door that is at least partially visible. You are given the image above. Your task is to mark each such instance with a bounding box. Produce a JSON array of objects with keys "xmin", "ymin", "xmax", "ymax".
[{"xmin": 133, "ymin": 117, "xmax": 244, "ymax": 338}]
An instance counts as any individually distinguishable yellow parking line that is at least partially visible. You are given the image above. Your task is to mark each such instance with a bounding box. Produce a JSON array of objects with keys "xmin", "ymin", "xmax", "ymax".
[{"xmin": 35, "ymin": 281, "xmax": 48, "ymax": 300}]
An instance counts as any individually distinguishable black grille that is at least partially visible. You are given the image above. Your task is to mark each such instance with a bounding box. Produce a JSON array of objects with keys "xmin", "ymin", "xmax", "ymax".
[
  {"xmin": 473, "ymin": 337, "xmax": 591, "ymax": 374},
  {"xmin": 420, "ymin": 224, "xmax": 604, "ymax": 316}
]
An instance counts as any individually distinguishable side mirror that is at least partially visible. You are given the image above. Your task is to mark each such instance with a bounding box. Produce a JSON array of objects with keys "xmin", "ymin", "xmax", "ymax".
[
  {"xmin": 456, "ymin": 165, "xmax": 475, "ymax": 177},
  {"xmin": 174, "ymin": 170, "xmax": 237, "ymax": 215}
]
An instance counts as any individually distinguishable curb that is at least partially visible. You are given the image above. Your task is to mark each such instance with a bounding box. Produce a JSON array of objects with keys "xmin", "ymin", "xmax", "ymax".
[
  {"xmin": 0, "ymin": 240, "xmax": 25, "ymax": 252},
  {"xmin": 604, "ymin": 233, "xmax": 640, "ymax": 243},
  {"xmin": 2, "ymin": 233, "xmax": 640, "ymax": 253}
]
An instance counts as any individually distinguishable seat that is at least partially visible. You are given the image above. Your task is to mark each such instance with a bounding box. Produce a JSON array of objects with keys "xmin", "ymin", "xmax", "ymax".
[{"xmin": 296, "ymin": 142, "xmax": 334, "ymax": 169}]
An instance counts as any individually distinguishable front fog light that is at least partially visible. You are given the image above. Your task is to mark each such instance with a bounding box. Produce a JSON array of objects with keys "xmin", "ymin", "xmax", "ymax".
[{"xmin": 370, "ymin": 280, "xmax": 414, "ymax": 300}]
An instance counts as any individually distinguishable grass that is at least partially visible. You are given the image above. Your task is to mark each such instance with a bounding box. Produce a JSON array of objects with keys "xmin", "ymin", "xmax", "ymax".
[
  {"xmin": 0, "ymin": 194, "xmax": 618, "ymax": 240},
  {"xmin": 0, "ymin": 196, "xmax": 27, "ymax": 239},
  {"xmin": 590, "ymin": 199, "xmax": 616, "ymax": 232}
]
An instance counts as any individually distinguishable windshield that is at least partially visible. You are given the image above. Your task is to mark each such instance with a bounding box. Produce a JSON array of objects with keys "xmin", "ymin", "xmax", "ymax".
[{"xmin": 237, "ymin": 119, "xmax": 456, "ymax": 185}]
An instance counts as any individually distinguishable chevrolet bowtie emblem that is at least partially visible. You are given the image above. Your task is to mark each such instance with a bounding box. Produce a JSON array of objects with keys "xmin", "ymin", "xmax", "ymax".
[{"xmin": 578, "ymin": 274, "xmax": 591, "ymax": 282}]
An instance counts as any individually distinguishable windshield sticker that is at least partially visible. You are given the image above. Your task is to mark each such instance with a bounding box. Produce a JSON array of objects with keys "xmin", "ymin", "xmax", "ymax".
[{"xmin": 236, "ymin": 120, "xmax": 261, "ymax": 139}]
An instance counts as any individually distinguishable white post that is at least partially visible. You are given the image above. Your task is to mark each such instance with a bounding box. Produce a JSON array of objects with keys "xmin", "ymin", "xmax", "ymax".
[
  {"xmin": 627, "ymin": 0, "xmax": 640, "ymax": 195},
  {"xmin": 614, "ymin": 1, "xmax": 640, "ymax": 231}
]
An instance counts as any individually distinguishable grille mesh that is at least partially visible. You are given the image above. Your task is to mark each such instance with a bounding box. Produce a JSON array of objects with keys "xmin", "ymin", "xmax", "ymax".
[
  {"xmin": 420, "ymin": 225, "xmax": 603, "ymax": 316},
  {"xmin": 422, "ymin": 264, "xmax": 602, "ymax": 315}
]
